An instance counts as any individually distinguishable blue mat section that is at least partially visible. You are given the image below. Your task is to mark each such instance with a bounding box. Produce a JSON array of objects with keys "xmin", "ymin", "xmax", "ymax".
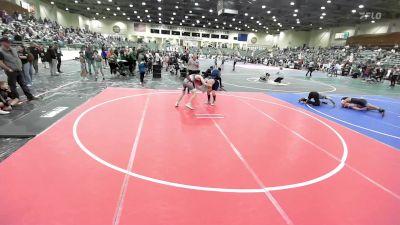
[{"xmin": 269, "ymin": 93, "xmax": 400, "ymax": 149}]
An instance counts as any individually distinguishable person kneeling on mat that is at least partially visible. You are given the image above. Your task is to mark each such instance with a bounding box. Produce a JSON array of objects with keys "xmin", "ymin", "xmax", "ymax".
[
  {"xmin": 341, "ymin": 97, "xmax": 385, "ymax": 117},
  {"xmin": 175, "ymin": 74, "xmax": 208, "ymax": 110},
  {"xmin": 211, "ymin": 67, "xmax": 223, "ymax": 88},
  {"xmin": 205, "ymin": 78, "xmax": 219, "ymax": 106},
  {"xmin": 298, "ymin": 91, "xmax": 335, "ymax": 107},
  {"xmin": 274, "ymin": 67, "xmax": 285, "ymax": 83}
]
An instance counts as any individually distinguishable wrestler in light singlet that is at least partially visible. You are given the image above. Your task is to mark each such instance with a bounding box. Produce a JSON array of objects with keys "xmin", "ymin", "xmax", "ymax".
[{"xmin": 175, "ymin": 74, "xmax": 208, "ymax": 110}]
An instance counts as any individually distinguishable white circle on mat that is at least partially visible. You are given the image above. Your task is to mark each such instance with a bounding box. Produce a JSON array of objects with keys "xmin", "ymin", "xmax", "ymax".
[{"xmin": 73, "ymin": 92, "xmax": 348, "ymax": 193}]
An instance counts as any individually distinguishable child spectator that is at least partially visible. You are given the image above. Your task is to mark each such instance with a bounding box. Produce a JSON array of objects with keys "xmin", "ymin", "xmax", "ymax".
[
  {"xmin": 79, "ymin": 51, "xmax": 88, "ymax": 81},
  {"xmin": 93, "ymin": 50, "xmax": 105, "ymax": 81}
]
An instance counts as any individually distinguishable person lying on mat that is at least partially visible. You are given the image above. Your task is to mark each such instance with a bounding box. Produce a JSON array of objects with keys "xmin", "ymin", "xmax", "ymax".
[
  {"xmin": 175, "ymin": 74, "xmax": 208, "ymax": 110},
  {"xmin": 341, "ymin": 97, "xmax": 385, "ymax": 117},
  {"xmin": 298, "ymin": 91, "xmax": 335, "ymax": 107},
  {"xmin": 259, "ymin": 72, "xmax": 271, "ymax": 81}
]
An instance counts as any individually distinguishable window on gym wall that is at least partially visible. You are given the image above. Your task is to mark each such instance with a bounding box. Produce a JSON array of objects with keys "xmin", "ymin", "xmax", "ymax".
[
  {"xmin": 202, "ymin": 33, "xmax": 210, "ymax": 38},
  {"xmin": 182, "ymin": 32, "xmax": 190, "ymax": 36},
  {"xmin": 221, "ymin": 35, "xmax": 229, "ymax": 39},
  {"xmin": 172, "ymin": 31, "xmax": 180, "ymax": 35},
  {"xmin": 211, "ymin": 34, "xmax": 219, "ymax": 39},
  {"xmin": 161, "ymin": 30, "xmax": 170, "ymax": 34},
  {"xmin": 151, "ymin": 29, "xmax": 160, "ymax": 34},
  {"xmin": 192, "ymin": 32, "xmax": 200, "ymax": 37}
]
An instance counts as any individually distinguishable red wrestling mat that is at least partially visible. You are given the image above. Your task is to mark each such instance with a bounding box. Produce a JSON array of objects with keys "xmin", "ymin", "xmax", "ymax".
[{"xmin": 0, "ymin": 88, "xmax": 399, "ymax": 225}]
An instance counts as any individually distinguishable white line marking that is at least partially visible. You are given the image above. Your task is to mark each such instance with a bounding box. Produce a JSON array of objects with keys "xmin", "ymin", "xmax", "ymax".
[
  {"xmin": 196, "ymin": 117, "xmax": 225, "ymax": 119},
  {"xmin": 212, "ymin": 119, "xmax": 294, "ymax": 225},
  {"xmin": 306, "ymin": 105, "xmax": 400, "ymax": 139},
  {"xmin": 223, "ymin": 78, "xmax": 337, "ymax": 93},
  {"xmin": 238, "ymin": 96, "xmax": 400, "ymax": 200},
  {"xmin": 195, "ymin": 114, "xmax": 224, "ymax": 116},
  {"xmin": 36, "ymin": 81, "xmax": 79, "ymax": 97},
  {"xmin": 113, "ymin": 95, "xmax": 151, "ymax": 225},
  {"xmin": 73, "ymin": 92, "xmax": 348, "ymax": 193}
]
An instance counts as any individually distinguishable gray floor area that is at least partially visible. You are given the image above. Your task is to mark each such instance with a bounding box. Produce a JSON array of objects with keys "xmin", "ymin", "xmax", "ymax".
[{"xmin": 0, "ymin": 58, "xmax": 399, "ymax": 162}]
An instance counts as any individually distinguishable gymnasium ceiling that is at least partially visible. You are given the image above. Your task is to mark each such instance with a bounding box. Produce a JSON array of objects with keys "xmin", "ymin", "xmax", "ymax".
[{"xmin": 44, "ymin": 0, "xmax": 400, "ymax": 33}]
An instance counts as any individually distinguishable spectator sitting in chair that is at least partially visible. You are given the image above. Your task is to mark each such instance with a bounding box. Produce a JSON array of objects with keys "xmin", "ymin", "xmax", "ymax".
[{"xmin": 0, "ymin": 81, "xmax": 18, "ymax": 115}]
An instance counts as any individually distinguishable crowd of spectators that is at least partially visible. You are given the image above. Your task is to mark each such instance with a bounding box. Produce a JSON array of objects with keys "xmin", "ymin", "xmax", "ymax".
[
  {"xmin": 241, "ymin": 46, "xmax": 400, "ymax": 85},
  {"xmin": 1, "ymin": 9, "xmax": 131, "ymax": 48}
]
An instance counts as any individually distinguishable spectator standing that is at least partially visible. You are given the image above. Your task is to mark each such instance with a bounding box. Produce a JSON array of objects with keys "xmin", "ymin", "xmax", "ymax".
[
  {"xmin": 138, "ymin": 60, "xmax": 146, "ymax": 85},
  {"xmin": 55, "ymin": 44, "xmax": 63, "ymax": 73},
  {"xmin": 108, "ymin": 49, "xmax": 118, "ymax": 75},
  {"xmin": 18, "ymin": 45, "xmax": 33, "ymax": 86},
  {"xmin": 29, "ymin": 43, "xmax": 40, "ymax": 74},
  {"xmin": 187, "ymin": 54, "xmax": 200, "ymax": 75},
  {"xmin": 79, "ymin": 51, "xmax": 88, "ymax": 81},
  {"xmin": 85, "ymin": 46, "xmax": 95, "ymax": 75},
  {"xmin": 127, "ymin": 48, "xmax": 135, "ymax": 75},
  {"xmin": 47, "ymin": 44, "xmax": 57, "ymax": 76},
  {"xmin": 101, "ymin": 48, "xmax": 108, "ymax": 68},
  {"xmin": 390, "ymin": 67, "xmax": 399, "ymax": 87},
  {"xmin": 305, "ymin": 61, "xmax": 315, "ymax": 77},
  {"xmin": 0, "ymin": 38, "xmax": 36, "ymax": 101},
  {"xmin": 93, "ymin": 50, "xmax": 105, "ymax": 81}
]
